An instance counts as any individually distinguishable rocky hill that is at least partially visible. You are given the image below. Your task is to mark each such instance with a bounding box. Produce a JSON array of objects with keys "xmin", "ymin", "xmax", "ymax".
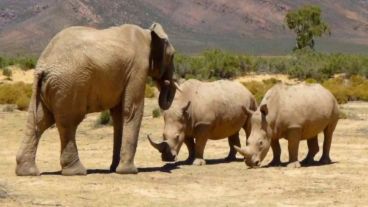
[{"xmin": 0, "ymin": 0, "xmax": 368, "ymax": 55}]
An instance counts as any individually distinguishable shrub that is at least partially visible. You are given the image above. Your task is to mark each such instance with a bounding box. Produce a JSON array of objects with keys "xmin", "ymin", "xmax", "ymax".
[
  {"xmin": 2, "ymin": 67, "xmax": 12, "ymax": 80},
  {"xmin": 152, "ymin": 108, "xmax": 161, "ymax": 118},
  {"xmin": 322, "ymin": 75, "xmax": 368, "ymax": 104},
  {"xmin": 16, "ymin": 95, "xmax": 30, "ymax": 110},
  {"xmin": 2, "ymin": 104, "xmax": 16, "ymax": 112},
  {"xmin": 0, "ymin": 56, "xmax": 37, "ymax": 70},
  {"xmin": 174, "ymin": 49, "xmax": 368, "ymax": 81},
  {"xmin": 242, "ymin": 78, "xmax": 281, "ymax": 103},
  {"xmin": 145, "ymin": 85, "xmax": 155, "ymax": 98},
  {"xmin": 97, "ymin": 110, "xmax": 111, "ymax": 125},
  {"xmin": 0, "ymin": 82, "xmax": 32, "ymax": 110}
]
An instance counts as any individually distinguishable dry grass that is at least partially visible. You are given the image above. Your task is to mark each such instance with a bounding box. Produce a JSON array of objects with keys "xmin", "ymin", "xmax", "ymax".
[{"xmin": 0, "ymin": 99, "xmax": 367, "ymax": 206}]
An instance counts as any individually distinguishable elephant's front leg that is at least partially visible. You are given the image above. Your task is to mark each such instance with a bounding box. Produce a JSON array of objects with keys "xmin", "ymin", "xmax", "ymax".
[{"xmin": 115, "ymin": 81, "xmax": 145, "ymax": 174}]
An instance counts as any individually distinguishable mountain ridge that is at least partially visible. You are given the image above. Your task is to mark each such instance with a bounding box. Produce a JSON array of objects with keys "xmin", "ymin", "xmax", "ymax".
[{"xmin": 0, "ymin": 0, "xmax": 368, "ymax": 55}]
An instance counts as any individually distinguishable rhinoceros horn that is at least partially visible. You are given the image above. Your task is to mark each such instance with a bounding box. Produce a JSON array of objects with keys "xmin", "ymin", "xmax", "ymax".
[
  {"xmin": 173, "ymin": 81, "xmax": 183, "ymax": 92},
  {"xmin": 234, "ymin": 146, "xmax": 251, "ymax": 158},
  {"xmin": 147, "ymin": 135, "xmax": 167, "ymax": 153}
]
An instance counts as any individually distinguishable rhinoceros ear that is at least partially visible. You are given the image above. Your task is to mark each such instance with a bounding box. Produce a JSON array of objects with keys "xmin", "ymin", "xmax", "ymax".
[{"xmin": 260, "ymin": 104, "xmax": 268, "ymax": 116}]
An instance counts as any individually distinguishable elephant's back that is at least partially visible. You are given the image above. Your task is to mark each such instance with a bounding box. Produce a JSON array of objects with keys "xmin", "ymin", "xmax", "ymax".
[{"xmin": 37, "ymin": 24, "xmax": 149, "ymax": 68}]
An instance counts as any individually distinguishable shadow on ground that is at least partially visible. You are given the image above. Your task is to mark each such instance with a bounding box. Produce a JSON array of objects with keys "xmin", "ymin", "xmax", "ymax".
[{"xmin": 41, "ymin": 158, "xmax": 245, "ymax": 175}]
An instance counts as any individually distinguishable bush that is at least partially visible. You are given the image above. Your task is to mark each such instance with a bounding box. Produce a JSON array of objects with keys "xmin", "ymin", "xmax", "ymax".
[
  {"xmin": 2, "ymin": 67, "xmax": 12, "ymax": 80},
  {"xmin": 145, "ymin": 85, "xmax": 155, "ymax": 98},
  {"xmin": 97, "ymin": 110, "xmax": 111, "ymax": 125},
  {"xmin": 16, "ymin": 95, "xmax": 30, "ymax": 111},
  {"xmin": 174, "ymin": 49, "xmax": 368, "ymax": 81},
  {"xmin": 242, "ymin": 78, "xmax": 281, "ymax": 102},
  {"xmin": 0, "ymin": 82, "xmax": 32, "ymax": 110},
  {"xmin": 152, "ymin": 108, "xmax": 161, "ymax": 118},
  {"xmin": 242, "ymin": 76, "xmax": 368, "ymax": 104},
  {"xmin": 0, "ymin": 56, "xmax": 37, "ymax": 70}
]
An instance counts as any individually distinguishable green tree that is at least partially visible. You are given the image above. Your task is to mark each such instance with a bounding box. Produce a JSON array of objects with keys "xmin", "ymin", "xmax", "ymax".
[{"xmin": 286, "ymin": 5, "xmax": 330, "ymax": 51}]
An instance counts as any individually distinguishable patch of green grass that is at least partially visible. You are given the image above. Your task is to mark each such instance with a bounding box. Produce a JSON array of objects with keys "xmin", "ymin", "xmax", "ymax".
[
  {"xmin": 152, "ymin": 108, "xmax": 161, "ymax": 118},
  {"xmin": 0, "ymin": 56, "xmax": 37, "ymax": 70},
  {"xmin": 145, "ymin": 84, "xmax": 155, "ymax": 98},
  {"xmin": 97, "ymin": 110, "xmax": 111, "ymax": 125}
]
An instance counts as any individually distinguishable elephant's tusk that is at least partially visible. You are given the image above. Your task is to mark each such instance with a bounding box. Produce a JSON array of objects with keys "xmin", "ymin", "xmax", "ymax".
[{"xmin": 164, "ymin": 80, "xmax": 171, "ymax": 86}]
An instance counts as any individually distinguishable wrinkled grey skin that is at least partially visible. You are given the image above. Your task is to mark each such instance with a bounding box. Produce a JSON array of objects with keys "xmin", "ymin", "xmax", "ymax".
[
  {"xmin": 15, "ymin": 23, "xmax": 177, "ymax": 176},
  {"xmin": 235, "ymin": 83, "xmax": 339, "ymax": 168},
  {"xmin": 149, "ymin": 79, "xmax": 257, "ymax": 166}
]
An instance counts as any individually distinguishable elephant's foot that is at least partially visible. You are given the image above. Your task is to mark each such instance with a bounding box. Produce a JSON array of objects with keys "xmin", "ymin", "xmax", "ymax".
[
  {"xmin": 15, "ymin": 162, "xmax": 40, "ymax": 176},
  {"xmin": 287, "ymin": 161, "xmax": 301, "ymax": 168},
  {"xmin": 267, "ymin": 159, "xmax": 282, "ymax": 167},
  {"xmin": 61, "ymin": 160, "xmax": 87, "ymax": 176},
  {"xmin": 301, "ymin": 156, "xmax": 317, "ymax": 166},
  {"xmin": 116, "ymin": 162, "xmax": 138, "ymax": 174},
  {"xmin": 192, "ymin": 158, "xmax": 206, "ymax": 166},
  {"xmin": 319, "ymin": 156, "xmax": 332, "ymax": 165}
]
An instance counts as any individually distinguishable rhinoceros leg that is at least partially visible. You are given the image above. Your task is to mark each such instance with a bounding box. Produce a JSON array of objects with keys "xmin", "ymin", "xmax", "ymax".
[
  {"xmin": 226, "ymin": 132, "xmax": 240, "ymax": 161},
  {"xmin": 268, "ymin": 139, "xmax": 282, "ymax": 166},
  {"xmin": 320, "ymin": 120, "xmax": 337, "ymax": 164},
  {"xmin": 301, "ymin": 136, "xmax": 319, "ymax": 165},
  {"xmin": 184, "ymin": 137, "xmax": 195, "ymax": 163},
  {"xmin": 192, "ymin": 137, "xmax": 207, "ymax": 166},
  {"xmin": 286, "ymin": 128, "xmax": 301, "ymax": 168}
]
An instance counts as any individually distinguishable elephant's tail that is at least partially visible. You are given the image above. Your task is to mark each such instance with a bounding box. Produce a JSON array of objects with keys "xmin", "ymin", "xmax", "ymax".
[{"xmin": 32, "ymin": 70, "xmax": 45, "ymax": 136}]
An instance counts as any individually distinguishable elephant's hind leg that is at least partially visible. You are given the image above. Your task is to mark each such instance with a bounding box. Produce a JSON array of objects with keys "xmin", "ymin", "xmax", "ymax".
[
  {"xmin": 110, "ymin": 103, "xmax": 122, "ymax": 172},
  {"xmin": 226, "ymin": 132, "xmax": 240, "ymax": 161},
  {"xmin": 57, "ymin": 122, "xmax": 86, "ymax": 176},
  {"xmin": 16, "ymin": 102, "xmax": 55, "ymax": 176}
]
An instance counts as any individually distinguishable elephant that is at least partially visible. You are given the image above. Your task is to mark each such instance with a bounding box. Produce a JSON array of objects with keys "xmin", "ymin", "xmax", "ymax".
[
  {"xmin": 15, "ymin": 23, "xmax": 177, "ymax": 176},
  {"xmin": 148, "ymin": 79, "xmax": 257, "ymax": 165}
]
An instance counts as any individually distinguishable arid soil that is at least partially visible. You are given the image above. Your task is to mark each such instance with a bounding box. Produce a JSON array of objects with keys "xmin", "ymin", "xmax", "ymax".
[{"xmin": 0, "ymin": 98, "xmax": 367, "ymax": 206}]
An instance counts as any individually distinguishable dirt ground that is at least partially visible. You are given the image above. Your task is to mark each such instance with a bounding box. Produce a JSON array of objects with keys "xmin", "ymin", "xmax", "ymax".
[{"xmin": 0, "ymin": 98, "xmax": 368, "ymax": 206}]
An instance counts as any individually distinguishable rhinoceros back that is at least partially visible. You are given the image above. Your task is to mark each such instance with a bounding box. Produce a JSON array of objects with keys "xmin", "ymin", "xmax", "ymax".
[
  {"xmin": 182, "ymin": 79, "xmax": 255, "ymax": 139},
  {"xmin": 262, "ymin": 83, "xmax": 339, "ymax": 139}
]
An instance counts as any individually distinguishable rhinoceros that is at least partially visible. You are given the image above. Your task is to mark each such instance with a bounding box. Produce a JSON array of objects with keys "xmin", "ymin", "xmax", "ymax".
[
  {"xmin": 148, "ymin": 79, "xmax": 257, "ymax": 165},
  {"xmin": 235, "ymin": 83, "xmax": 339, "ymax": 168}
]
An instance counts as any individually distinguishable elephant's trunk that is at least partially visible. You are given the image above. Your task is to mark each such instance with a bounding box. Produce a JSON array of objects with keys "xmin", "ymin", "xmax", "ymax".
[{"xmin": 158, "ymin": 64, "xmax": 176, "ymax": 110}]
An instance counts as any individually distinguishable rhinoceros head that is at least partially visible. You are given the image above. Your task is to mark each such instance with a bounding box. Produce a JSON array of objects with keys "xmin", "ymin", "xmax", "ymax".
[
  {"xmin": 235, "ymin": 104, "xmax": 272, "ymax": 167},
  {"xmin": 148, "ymin": 97, "xmax": 191, "ymax": 162}
]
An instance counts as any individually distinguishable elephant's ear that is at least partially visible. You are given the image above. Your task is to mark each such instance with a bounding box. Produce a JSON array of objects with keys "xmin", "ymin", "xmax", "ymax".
[
  {"xmin": 150, "ymin": 23, "xmax": 168, "ymax": 77},
  {"xmin": 150, "ymin": 23, "xmax": 168, "ymax": 39}
]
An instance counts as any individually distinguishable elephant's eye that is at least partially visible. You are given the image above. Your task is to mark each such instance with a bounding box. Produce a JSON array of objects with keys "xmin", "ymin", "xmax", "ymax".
[{"xmin": 259, "ymin": 141, "xmax": 263, "ymax": 146}]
